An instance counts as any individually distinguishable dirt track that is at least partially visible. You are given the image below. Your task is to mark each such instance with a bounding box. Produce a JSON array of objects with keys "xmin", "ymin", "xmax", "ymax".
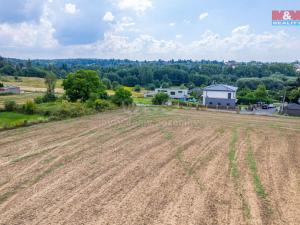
[{"xmin": 0, "ymin": 107, "xmax": 300, "ymax": 225}]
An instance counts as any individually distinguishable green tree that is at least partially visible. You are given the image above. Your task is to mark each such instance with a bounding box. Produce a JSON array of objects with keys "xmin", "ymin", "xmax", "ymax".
[
  {"xmin": 152, "ymin": 93, "xmax": 169, "ymax": 105},
  {"xmin": 296, "ymin": 76, "xmax": 300, "ymax": 87},
  {"xmin": 288, "ymin": 88, "xmax": 300, "ymax": 103},
  {"xmin": 0, "ymin": 65, "xmax": 16, "ymax": 75},
  {"xmin": 63, "ymin": 70, "xmax": 106, "ymax": 102},
  {"xmin": 45, "ymin": 73, "xmax": 57, "ymax": 94},
  {"xmin": 123, "ymin": 76, "xmax": 139, "ymax": 87},
  {"xmin": 112, "ymin": 81, "xmax": 120, "ymax": 90},
  {"xmin": 161, "ymin": 82, "xmax": 170, "ymax": 88},
  {"xmin": 146, "ymin": 83, "xmax": 155, "ymax": 90},
  {"xmin": 112, "ymin": 87, "xmax": 133, "ymax": 106},
  {"xmin": 189, "ymin": 74, "xmax": 209, "ymax": 86},
  {"xmin": 139, "ymin": 66, "xmax": 154, "ymax": 85},
  {"xmin": 133, "ymin": 85, "xmax": 141, "ymax": 92},
  {"xmin": 26, "ymin": 59, "xmax": 32, "ymax": 68},
  {"xmin": 254, "ymin": 85, "xmax": 268, "ymax": 101},
  {"xmin": 102, "ymin": 78, "xmax": 112, "ymax": 89},
  {"xmin": 180, "ymin": 84, "xmax": 187, "ymax": 89}
]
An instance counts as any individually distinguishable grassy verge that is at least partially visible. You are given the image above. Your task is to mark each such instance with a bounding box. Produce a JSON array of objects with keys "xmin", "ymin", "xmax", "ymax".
[
  {"xmin": 246, "ymin": 132, "xmax": 272, "ymax": 216},
  {"xmin": 133, "ymin": 97, "xmax": 153, "ymax": 105},
  {"xmin": 228, "ymin": 128, "xmax": 252, "ymax": 220},
  {"xmin": 228, "ymin": 129, "xmax": 239, "ymax": 179},
  {"xmin": 0, "ymin": 112, "xmax": 46, "ymax": 129}
]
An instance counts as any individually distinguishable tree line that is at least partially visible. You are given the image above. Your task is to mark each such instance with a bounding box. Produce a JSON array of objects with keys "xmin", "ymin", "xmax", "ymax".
[{"xmin": 1, "ymin": 56, "xmax": 299, "ymax": 103}]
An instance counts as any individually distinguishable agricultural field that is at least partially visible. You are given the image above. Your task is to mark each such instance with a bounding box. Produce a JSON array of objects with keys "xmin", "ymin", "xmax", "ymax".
[
  {"xmin": 0, "ymin": 108, "xmax": 300, "ymax": 225},
  {"xmin": 0, "ymin": 76, "xmax": 64, "ymax": 93}
]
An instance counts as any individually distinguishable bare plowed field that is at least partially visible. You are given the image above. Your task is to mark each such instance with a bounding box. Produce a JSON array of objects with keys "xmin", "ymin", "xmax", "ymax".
[{"xmin": 1, "ymin": 108, "xmax": 300, "ymax": 225}]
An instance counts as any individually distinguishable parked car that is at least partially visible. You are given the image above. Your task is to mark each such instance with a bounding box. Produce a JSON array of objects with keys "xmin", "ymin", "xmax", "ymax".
[{"xmin": 268, "ymin": 104, "xmax": 275, "ymax": 108}]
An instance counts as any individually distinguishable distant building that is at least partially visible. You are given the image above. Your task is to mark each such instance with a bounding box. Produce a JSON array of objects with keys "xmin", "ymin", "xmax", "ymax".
[
  {"xmin": 225, "ymin": 60, "xmax": 239, "ymax": 69},
  {"xmin": 284, "ymin": 103, "xmax": 300, "ymax": 116},
  {"xmin": 0, "ymin": 86, "xmax": 21, "ymax": 94},
  {"xmin": 188, "ymin": 87, "xmax": 202, "ymax": 98},
  {"xmin": 155, "ymin": 88, "xmax": 189, "ymax": 99},
  {"xmin": 203, "ymin": 84, "xmax": 238, "ymax": 108}
]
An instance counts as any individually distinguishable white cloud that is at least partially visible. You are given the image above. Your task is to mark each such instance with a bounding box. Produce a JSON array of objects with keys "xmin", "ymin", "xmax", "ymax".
[
  {"xmin": 0, "ymin": 5, "xmax": 58, "ymax": 49},
  {"xmin": 64, "ymin": 3, "xmax": 78, "ymax": 14},
  {"xmin": 232, "ymin": 25, "xmax": 250, "ymax": 34},
  {"xmin": 169, "ymin": 22, "xmax": 176, "ymax": 27},
  {"xmin": 113, "ymin": 16, "xmax": 136, "ymax": 33},
  {"xmin": 103, "ymin": 11, "xmax": 115, "ymax": 22},
  {"xmin": 117, "ymin": 0, "xmax": 153, "ymax": 13},
  {"xmin": 89, "ymin": 25, "xmax": 300, "ymax": 61},
  {"xmin": 199, "ymin": 12, "xmax": 209, "ymax": 20}
]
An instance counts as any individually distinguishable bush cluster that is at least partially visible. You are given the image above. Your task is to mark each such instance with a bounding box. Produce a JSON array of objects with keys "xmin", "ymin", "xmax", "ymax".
[
  {"xmin": 4, "ymin": 100, "xmax": 18, "ymax": 111},
  {"xmin": 152, "ymin": 93, "xmax": 169, "ymax": 105}
]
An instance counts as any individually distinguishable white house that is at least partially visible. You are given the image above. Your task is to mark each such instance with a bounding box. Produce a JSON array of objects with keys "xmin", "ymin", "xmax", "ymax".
[
  {"xmin": 203, "ymin": 84, "xmax": 238, "ymax": 108},
  {"xmin": 155, "ymin": 88, "xmax": 189, "ymax": 99}
]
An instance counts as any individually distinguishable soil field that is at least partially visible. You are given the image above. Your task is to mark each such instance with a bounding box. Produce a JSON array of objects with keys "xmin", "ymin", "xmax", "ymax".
[{"xmin": 0, "ymin": 107, "xmax": 300, "ymax": 225}]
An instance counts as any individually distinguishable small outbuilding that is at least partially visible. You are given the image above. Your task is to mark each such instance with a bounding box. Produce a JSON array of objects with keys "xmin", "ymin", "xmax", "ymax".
[
  {"xmin": 284, "ymin": 103, "xmax": 300, "ymax": 116},
  {"xmin": 203, "ymin": 84, "xmax": 238, "ymax": 108},
  {"xmin": 0, "ymin": 86, "xmax": 21, "ymax": 94},
  {"xmin": 155, "ymin": 88, "xmax": 189, "ymax": 99}
]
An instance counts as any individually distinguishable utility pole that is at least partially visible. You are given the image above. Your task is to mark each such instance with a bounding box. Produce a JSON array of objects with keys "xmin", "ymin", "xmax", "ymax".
[{"xmin": 280, "ymin": 90, "xmax": 286, "ymax": 113}]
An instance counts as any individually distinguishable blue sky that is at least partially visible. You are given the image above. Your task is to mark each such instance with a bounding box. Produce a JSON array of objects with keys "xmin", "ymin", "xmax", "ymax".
[{"xmin": 0, "ymin": 0, "xmax": 299, "ymax": 61}]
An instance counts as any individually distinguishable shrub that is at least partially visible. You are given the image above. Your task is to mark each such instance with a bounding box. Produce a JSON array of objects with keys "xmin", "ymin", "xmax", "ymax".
[
  {"xmin": 4, "ymin": 100, "xmax": 17, "ymax": 112},
  {"xmin": 86, "ymin": 98, "xmax": 96, "ymax": 109},
  {"xmin": 0, "ymin": 82, "xmax": 3, "ymax": 87},
  {"xmin": 146, "ymin": 83, "xmax": 155, "ymax": 91},
  {"xmin": 94, "ymin": 99, "xmax": 110, "ymax": 111},
  {"xmin": 112, "ymin": 81, "xmax": 120, "ymax": 90},
  {"xmin": 112, "ymin": 87, "xmax": 133, "ymax": 106},
  {"xmin": 152, "ymin": 93, "xmax": 169, "ymax": 105},
  {"xmin": 23, "ymin": 101, "xmax": 36, "ymax": 114},
  {"xmin": 42, "ymin": 92, "xmax": 57, "ymax": 102},
  {"xmin": 34, "ymin": 96, "xmax": 44, "ymax": 104},
  {"xmin": 133, "ymin": 85, "xmax": 141, "ymax": 92}
]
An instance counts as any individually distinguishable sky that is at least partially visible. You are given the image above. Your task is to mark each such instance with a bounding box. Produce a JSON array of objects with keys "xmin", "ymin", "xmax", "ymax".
[{"xmin": 0, "ymin": 0, "xmax": 300, "ymax": 61}]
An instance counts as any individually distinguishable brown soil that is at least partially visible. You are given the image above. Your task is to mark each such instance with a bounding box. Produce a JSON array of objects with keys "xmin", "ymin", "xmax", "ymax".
[{"xmin": 0, "ymin": 108, "xmax": 300, "ymax": 225}]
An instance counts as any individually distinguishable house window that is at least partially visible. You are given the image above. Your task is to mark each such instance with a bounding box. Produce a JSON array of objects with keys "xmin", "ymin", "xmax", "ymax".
[
  {"xmin": 227, "ymin": 103, "xmax": 231, "ymax": 106},
  {"xmin": 170, "ymin": 91, "xmax": 175, "ymax": 95},
  {"xmin": 228, "ymin": 93, "xmax": 232, "ymax": 99},
  {"xmin": 217, "ymin": 103, "xmax": 221, "ymax": 106},
  {"xmin": 178, "ymin": 91, "xmax": 183, "ymax": 93},
  {"xmin": 209, "ymin": 102, "xmax": 213, "ymax": 105}
]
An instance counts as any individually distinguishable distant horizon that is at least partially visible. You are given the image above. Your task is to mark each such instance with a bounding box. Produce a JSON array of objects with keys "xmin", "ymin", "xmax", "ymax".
[{"xmin": 2, "ymin": 56, "xmax": 299, "ymax": 64}]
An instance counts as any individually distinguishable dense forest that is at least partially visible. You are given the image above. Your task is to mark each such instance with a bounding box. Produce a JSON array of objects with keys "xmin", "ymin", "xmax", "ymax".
[{"xmin": 1, "ymin": 56, "xmax": 300, "ymax": 103}]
